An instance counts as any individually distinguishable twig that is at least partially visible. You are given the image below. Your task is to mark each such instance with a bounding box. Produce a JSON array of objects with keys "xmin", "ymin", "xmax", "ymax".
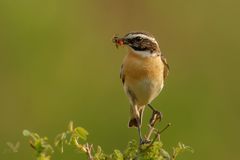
[
  {"xmin": 145, "ymin": 123, "xmax": 171, "ymax": 150},
  {"xmin": 73, "ymin": 138, "xmax": 94, "ymax": 160},
  {"xmin": 145, "ymin": 125, "xmax": 155, "ymax": 141},
  {"xmin": 85, "ymin": 143, "xmax": 93, "ymax": 160}
]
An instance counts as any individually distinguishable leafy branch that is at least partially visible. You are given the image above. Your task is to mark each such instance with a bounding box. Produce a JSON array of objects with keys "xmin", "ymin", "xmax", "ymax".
[
  {"xmin": 23, "ymin": 121, "xmax": 193, "ymax": 160},
  {"xmin": 22, "ymin": 130, "xmax": 53, "ymax": 160}
]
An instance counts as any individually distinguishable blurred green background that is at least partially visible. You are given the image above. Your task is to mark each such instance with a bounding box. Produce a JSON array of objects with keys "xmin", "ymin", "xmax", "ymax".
[{"xmin": 1, "ymin": 0, "xmax": 240, "ymax": 159}]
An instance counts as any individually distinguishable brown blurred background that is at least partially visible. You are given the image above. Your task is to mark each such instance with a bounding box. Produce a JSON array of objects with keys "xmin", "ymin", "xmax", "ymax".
[{"xmin": 0, "ymin": 0, "xmax": 240, "ymax": 159}]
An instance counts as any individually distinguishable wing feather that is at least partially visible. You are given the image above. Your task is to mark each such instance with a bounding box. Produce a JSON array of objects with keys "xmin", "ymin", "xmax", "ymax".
[
  {"xmin": 161, "ymin": 54, "xmax": 169, "ymax": 80},
  {"xmin": 120, "ymin": 64, "xmax": 125, "ymax": 84}
]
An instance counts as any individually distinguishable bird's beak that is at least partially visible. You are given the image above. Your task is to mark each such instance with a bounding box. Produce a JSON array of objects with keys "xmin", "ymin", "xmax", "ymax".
[{"xmin": 112, "ymin": 36, "xmax": 128, "ymax": 48}]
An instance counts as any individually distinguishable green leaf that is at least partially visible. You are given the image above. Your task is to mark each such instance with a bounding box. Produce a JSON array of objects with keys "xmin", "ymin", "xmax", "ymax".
[
  {"xmin": 68, "ymin": 121, "xmax": 73, "ymax": 132},
  {"xmin": 123, "ymin": 140, "xmax": 138, "ymax": 159},
  {"xmin": 111, "ymin": 150, "xmax": 123, "ymax": 160},
  {"xmin": 94, "ymin": 146, "xmax": 108, "ymax": 160},
  {"xmin": 74, "ymin": 127, "xmax": 88, "ymax": 140},
  {"xmin": 37, "ymin": 154, "xmax": 51, "ymax": 160},
  {"xmin": 160, "ymin": 148, "xmax": 170, "ymax": 160},
  {"xmin": 172, "ymin": 142, "xmax": 193, "ymax": 160},
  {"xmin": 22, "ymin": 130, "xmax": 31, "ymax": 137}
]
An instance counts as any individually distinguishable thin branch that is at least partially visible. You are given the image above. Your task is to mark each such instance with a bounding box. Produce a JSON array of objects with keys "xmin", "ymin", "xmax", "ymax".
[
  {"xmin": 85, "ymin": 143, "xmax": 93, "ymax": 160},
  {"xmin": 145, "ymin": 123, "xmax": 171, "ymax": 150}
]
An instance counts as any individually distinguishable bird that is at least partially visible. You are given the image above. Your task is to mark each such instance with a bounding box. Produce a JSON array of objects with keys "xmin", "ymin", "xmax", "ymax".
[{"xmin": 112, "ymin": 31, "xmax": 169, "ymax": 144}]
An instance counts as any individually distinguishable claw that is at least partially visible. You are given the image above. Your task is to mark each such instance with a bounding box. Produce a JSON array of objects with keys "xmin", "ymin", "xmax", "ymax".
[
  {"xmin": 149, "ymin": 110, "xmax": 162, "ymax": 127},
  {"xmin": 140, "ymin": 139, "xmax": 151, "ymax": 145}
]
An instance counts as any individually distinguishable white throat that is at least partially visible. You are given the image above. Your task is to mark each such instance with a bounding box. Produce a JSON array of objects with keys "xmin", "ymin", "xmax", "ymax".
[{"xmin": 129, "ymin": 48, "xmax": 160, "ymax": 57}]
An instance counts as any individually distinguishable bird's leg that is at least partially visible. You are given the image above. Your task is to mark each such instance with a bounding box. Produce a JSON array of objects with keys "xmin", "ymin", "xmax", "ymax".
[
  {"xmin": 130, "ymin": 105, "xmax": 144, "ymax": 145},
  {"xmin": 137, "ymin": 118, "xmax": 151, "ymax": 145},
  {"xmin": 148, "ymin": 104, "xmax": 162, "ymax": 127},
  {"xmin": 137, "ymin": 122, "xmax": 144, "ymax": 145},
  {"xmin": 131, "ymin": 105, "xmax": 150, "ymax": 145},
  {"xmin": 145, "ymin": 104, "xmax": 162, "ymax": 141}
]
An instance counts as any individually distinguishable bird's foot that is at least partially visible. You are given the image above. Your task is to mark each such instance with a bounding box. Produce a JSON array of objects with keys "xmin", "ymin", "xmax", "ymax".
[
  {"xmin": 140, "ymin": 138, "xmax": 151, "ymax": 145},
  {"xmin": 149, "ymin": 110, "xmax": 162, "ymax": 127}
]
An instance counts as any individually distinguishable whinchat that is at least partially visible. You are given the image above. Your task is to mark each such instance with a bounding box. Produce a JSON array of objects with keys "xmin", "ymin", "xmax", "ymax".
[{"xmin": 112, "ymin": 31, "xmax": 169, "ymax": 144}]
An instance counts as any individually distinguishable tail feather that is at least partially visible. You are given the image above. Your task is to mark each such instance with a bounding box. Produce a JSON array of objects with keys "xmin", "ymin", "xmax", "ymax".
[
  {"xmin": 128, "ymin": 118, "xmax": 138, "ymax": 128},
  {"xmin": 128, "ymin": 107, "xmax": 145, "ymax": 128}
]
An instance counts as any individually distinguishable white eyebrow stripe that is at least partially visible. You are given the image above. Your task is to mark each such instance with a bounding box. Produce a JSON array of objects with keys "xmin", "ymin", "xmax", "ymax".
[{"xmin": 125, "ymin": 34, "xmax": 157, "ymax": 44}]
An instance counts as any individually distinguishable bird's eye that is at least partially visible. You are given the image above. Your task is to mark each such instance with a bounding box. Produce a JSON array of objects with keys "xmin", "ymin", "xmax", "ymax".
[{"xmin": 135, "ymin": 36, "xmax": 143, "ymax": 42}]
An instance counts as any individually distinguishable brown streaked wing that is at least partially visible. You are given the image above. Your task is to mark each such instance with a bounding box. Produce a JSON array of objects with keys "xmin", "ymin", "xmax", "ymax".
[
  {"xmin": 161, "ymin": 54, "xmax": 169, "ymax": 80},
  {"xmin": 120, "ymin": 64, "xmax": 125, "ymax": 84}
]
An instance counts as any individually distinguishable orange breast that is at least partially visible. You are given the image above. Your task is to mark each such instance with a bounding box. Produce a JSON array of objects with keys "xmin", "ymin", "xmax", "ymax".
[
  {"xmin": 122, "ymin": 51, "xmax": 164, "ymax": 105},
  {"xmin": 123, "ymin": 51, "xmax": 164, "ymax": 81}
]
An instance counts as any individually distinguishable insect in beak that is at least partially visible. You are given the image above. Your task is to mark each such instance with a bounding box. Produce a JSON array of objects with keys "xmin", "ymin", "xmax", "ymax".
[{"xmin": 112, "ymin": 35, "xmax": 126, "ymax": 48}]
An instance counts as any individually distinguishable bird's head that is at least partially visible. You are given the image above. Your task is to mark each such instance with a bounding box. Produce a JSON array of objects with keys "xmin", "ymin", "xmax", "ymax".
[{"xmin": 112, "ymin": 31, "xmax": 160, "ymax": 57}]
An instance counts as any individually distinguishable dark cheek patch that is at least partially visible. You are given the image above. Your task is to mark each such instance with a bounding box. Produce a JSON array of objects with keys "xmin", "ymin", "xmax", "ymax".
[
  {"xmin": 131, "ymin": 46, "xmax": 148, "ymax": 51},
  {"xmin": 129, "ymin": 39, "xmax": 147, "ymax": 51},
  {"xmin": 131, "ymin": 39, "xmax": 157, "ymax": 53}
]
